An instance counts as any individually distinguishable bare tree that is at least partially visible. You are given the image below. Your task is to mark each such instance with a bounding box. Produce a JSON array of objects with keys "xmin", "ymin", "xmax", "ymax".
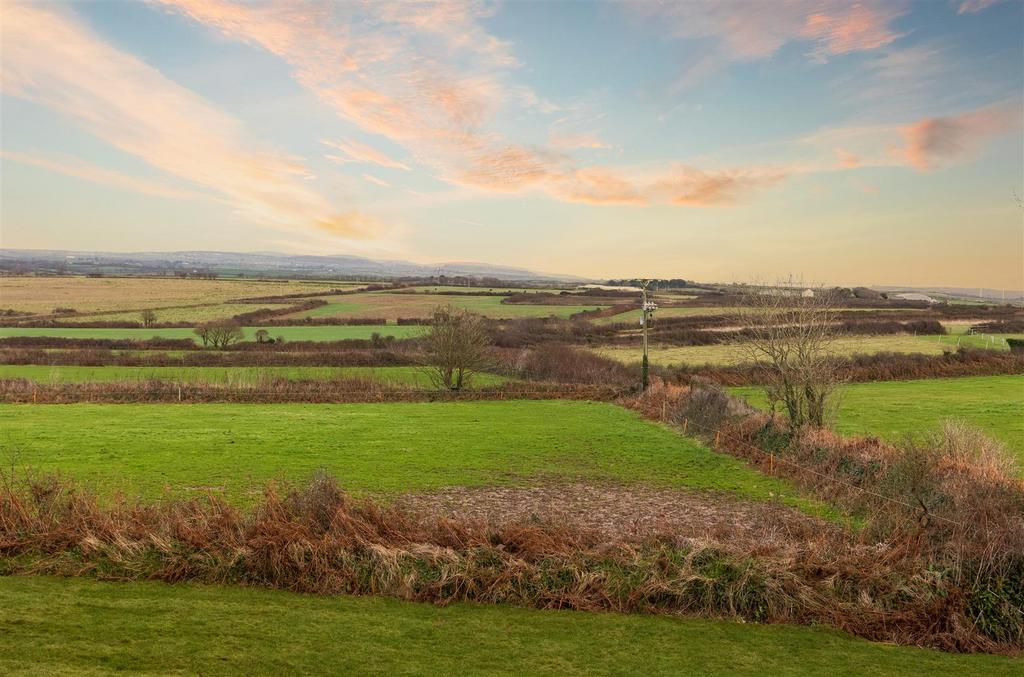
[
  {"xmin": 193, "ymin": 323, "xmax": 212, "ymax": 347},
  {"xmin": 254, "ymin": 329, "xmax": 270, "ymax": 344},
  {"xmin": 140, "ymin": 309, "xmax": 157, "ymax": 327},
  {"xmin": 195, "ymin": 320, "xmax": 244, "ymax": 349},
  {"xmin": 736, "ymin": 283, "xmax": 842, "ymax": 429},
  {"xmin": 423, "ymin": 305, "xmax": 491, "ymax": 390}
]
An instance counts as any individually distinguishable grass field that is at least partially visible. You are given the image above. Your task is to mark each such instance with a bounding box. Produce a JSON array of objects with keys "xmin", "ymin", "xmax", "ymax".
[
  {"xmin": 592, "ymin": 306, "xmax": 758, "ymax": 325},
  {"xmin": 594, "ymin": 335, "xmax": 970, "ymax": 367},
  {"xmin": 0, "ymin": 401, "xmax": 817, "ymax": 509},
  {"xmin": 1, "ymin": 577, "xmax": 1014, "ymax": 677},
  {"xmin": 296, "ymin": 292, "xmax": 604, "ymax": 320},
  {"xmin": 732, "ymin": 375, "xmax": 1024, "ymax": 467},
  {"xmin": 0, "ymin": 325, "xmax": 424, "ymax": 342},
  {"xmin": 0, "ymin": 365, "xmax": 509, "ymax": 388},
  {"xmin": 0, "ymin": 277, "xmax": 358, "ymax": 316},
  {"xmin": 63, "ymin": 302, "xmax": 296, "ymax": 324}
]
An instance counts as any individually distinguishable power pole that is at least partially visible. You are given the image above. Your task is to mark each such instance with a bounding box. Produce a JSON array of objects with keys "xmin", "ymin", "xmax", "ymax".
[{"xmin": 639, "ymin": 280, "xmax": 657, "ymax": 391}]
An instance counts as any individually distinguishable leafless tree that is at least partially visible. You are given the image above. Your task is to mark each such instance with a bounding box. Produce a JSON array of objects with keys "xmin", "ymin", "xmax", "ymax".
[
  {"xmin": 423, "ymin": 305, "xmax": 491, "ymax": 390},
  {"xmin": 736, "ymin": 282, "xmax": 842, "ymax": 429},
  {"xmin": 140, "ymin": 309, "xmax": 157, "ymax": 327},
  {"xmin": 194, "ymin": 320, "xmax": 244, "ymax": 349}
]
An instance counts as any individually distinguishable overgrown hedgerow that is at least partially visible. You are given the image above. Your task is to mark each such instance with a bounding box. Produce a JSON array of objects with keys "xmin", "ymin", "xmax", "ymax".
[{"xmin": 0, "ymin": 471, "xmax": 1016, "ymax": 654}]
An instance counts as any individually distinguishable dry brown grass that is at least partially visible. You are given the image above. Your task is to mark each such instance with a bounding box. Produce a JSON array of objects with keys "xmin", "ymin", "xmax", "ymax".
[
  {"xmin": 0, "ymin": 277, "xmax": 353, "ymax": 316},
  {"xmin": 1, "ymin": 471, "xmax": 1019, "ymax": 654}
]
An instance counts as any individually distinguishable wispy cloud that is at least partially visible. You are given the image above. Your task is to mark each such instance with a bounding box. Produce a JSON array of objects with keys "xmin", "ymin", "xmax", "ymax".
[
  {"xmin": 322, "ymin": 139, "xmax": 411, "ymax": 171},
  {"xmin": 1, "ymin": 2, "xmax": 377, "ymax": 238},
  {"xmin": 361, "ymin": 173, "xmax": 391, "ymax": 188},
  {"xmin": 635, "ymin": 1, "xmax": 908, "ymax": 86},
  {"xmin": 550, "ymin": 132, "xmax": 612, "ymax": 151},
  {"xmin": 956, "ymin": 0, "xmax": 1004, "ymax": 14},
  {"xmin": 1, "ymin": 150, "xmax": 210, "ymax": 201}
]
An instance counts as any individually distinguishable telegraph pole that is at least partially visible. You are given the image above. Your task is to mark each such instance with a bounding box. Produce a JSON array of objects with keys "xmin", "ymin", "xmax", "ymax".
[{"xmin": 639, "ymin": 280, "xmax": 657, "ymax": 391}]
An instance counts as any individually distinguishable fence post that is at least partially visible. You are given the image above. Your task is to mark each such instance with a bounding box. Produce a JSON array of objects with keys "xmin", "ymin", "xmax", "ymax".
[
  {"xmin": 714, "ymin": 430, "xmax": 720, "ymax": 449},
  {"xmin": 770, "ymin": 451, "xmax": 774, "ymax": 474},
  {"xmin": 682, "ymin": 419, "xmax": 688, "ymax": 435},
  {"xmin": 177, "ymin": 385, "xmax": 182, "ymax": 402}
]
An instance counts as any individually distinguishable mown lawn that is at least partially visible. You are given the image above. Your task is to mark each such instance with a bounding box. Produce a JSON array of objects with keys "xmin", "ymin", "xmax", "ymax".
[
  {"xmin": 594, "ymin": 335, "xmax": 966, "ymax": 367},
  {"xmin": 731, "ymin": 375, "xmax": 1024, "ymax": 467},
  {"xmin": 0, "ymin": 365, "xmax": 509, "ymax": 388},
  {"xmin": 0, "ymin": 401, "xmax": 818, "ymax": 510},
  {"xmin": 0, "ymin": 325, "xmax": 423, "ymax": 342},
  {"xmin": 0, "ymin": 577, "xmax": 1014, "ymax": 677},
  {"xmin": 298, "ymin": 291, "xmax": 603, "ymax": 320}
]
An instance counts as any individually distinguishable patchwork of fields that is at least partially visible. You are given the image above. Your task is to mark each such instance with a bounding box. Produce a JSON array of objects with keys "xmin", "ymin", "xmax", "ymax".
[{"xmin": 3, "ymin": 275, "xmax": 1023, "ymax": 671}]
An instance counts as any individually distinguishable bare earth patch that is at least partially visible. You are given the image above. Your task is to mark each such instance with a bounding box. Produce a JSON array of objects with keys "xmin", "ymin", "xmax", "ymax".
[{"xmin": 396, "ymin": 483, "xmax": 838, "ymax": 549}]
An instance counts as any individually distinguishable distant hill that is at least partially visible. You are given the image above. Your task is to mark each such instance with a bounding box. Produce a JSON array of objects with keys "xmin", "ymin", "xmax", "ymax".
[{"xmin": 0, "ymin": 249, "xmax": 588, "ymax": 283}]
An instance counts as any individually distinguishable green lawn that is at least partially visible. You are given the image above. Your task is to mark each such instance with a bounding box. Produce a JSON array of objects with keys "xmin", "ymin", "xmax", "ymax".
[
  {"xmin": 0, "ymin": 401, "xmax": 816, "ymax": 509},
  {"xmin": 731, "ymin": 375, "xmax": 1024, "ymax": 467},
  {"xmin": 0, "ymin": 365, "xmax": 508, "ymax": 388},
  {"xmin": 297, "ymin": 291, "xmax": 603, "ymax": 320},
  {"xmin": 1, "ymin": 577, "xmax": 1014, "ymax": 677},
  {"xmin": 0, "ymin": 325, "xmax": 424, "ymax": 343},
  {"xmin": 595, "ymin": 335, "xmax": 966, "ymax": 367}
]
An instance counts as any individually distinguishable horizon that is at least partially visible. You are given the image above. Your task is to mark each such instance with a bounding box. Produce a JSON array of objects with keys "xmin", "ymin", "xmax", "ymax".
[{"xmin": 2, "ymin": 1, "xmax": 1023, "ymax": 287}]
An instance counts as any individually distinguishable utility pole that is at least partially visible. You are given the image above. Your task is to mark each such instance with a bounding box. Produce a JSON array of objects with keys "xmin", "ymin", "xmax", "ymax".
[{"xmin": 639, "ymin": 280, "xmax": 657, "ymax": 391}]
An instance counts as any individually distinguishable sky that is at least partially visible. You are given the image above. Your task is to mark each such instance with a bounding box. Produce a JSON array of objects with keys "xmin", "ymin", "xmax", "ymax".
[{"xmin": 1, "ymin": 0, "xmax": 1022, "ymax": 288}]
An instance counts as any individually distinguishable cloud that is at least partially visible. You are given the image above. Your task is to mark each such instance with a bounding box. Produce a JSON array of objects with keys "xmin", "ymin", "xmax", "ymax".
[
  {"xmin": 550, "ymin": 133, "xmax": 612, "ymax": 150},
  {"xmin": 361, "ymin": 173, "xmax": 391, "ymax": 188},
  {"xmin": 159, "ymin": 0, "xmax": 793, "ymax": 210},
  {"xmin": 636, "ymin": 0, "xmax": 907, "ymax": 85},
  {"xmin": 650, "ymin": 165, "xmax": 788, "ymax": 206},
  {"xmin": 956, "ymin": 0, "xmax": 1003, "ymax": 14},
  {"xmin": 897, "ymin": 104, "xmax": 1019, "ymax": 170},
  {"xmin": 834, "ymin": 148, "xmax": 862, "ymax": 168},
  {"xmin": 553, "ymin": 168, "xmax": 644, "ymax": 205},
  {"xmin": 1, "ymin": 3, "xmax": 375, "ymax": 238},
  {"xmin": 322, "ymin": 139, "xmax": 411, "ymax": 170},
  {"xmin": 1, "ymin": 150, "xmax": 210, "ymax": 201}
]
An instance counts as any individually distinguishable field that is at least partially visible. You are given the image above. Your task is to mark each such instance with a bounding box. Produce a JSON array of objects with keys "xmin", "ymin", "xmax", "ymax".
[
  {"xmin": 732, "ymin": 375, "xmax": 1024, "ymax": 466},
  {"xmin": 592, "ymin": 306, "xmax": 758, "ymax": 324},
  {"xmin": 1, "ymin": 576, "xmax": 1015, "ymax": 677},
  {"xmin": 0, "ymin": 325, "xmax": 424, "ymax": 342},
  {"xmin": 0, "ymin": 277, "xmax": 359, "ymax": 316},
  {"xmin": 61, "ymin": 302, "xmax": 296, "ymax": 324},
  {"xmin": 0, "ymin": 365, "xmax": 509, "ymax": 388},
  {"xmin": 0, "ymin": 400, "xmax": 817, "ymax": 508},
  {"xmin": 593, "ymin": 335, "xmax": 968, "ymax": 367},
  {"xmin": 297, "ymin": 291, "xmax": 604, "ymax": 320}
]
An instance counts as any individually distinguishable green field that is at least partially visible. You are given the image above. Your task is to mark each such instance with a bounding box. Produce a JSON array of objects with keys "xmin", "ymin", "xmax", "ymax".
[
  {"xmin": 592, "ymin": 306, "xmax": 757, "ymax": 325},
  {"xmin": 297, "ymin": 291, "xmax": 604, "ymax": 320},
  {"xmin": 0, "ymin": 401, "xmax": 816, "ymax": 509},
  {"xmin": 64, "ymin": 302, "xmax": 296, "ymax": 324},
  {"xmin": 594, "ymin": 335, "xmax": 970, "ymax": 367},
  {"xmin": 0, "ymin": 365, "xmax": 509, "ymax": 388},
  {"xmin": 0, "ymin": 325, "xmax": 424, "ymax": 343},
  {"xmin": 732, "ymin": 375, "xmax": 1024, "ymax": 466},
  {"xmin": 1, "ymin": 577, "xmax": 1014, "ymax": 677}
]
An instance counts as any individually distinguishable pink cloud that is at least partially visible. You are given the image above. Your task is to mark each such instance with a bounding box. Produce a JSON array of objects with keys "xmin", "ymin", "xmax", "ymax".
[
  {"xmin": 650, "ymin": 164, "xmax": 788, "ymax": 206},
  {"xmin": 835, "ymin": 148, "xmax": 862, "ymax": 168},
  {"xmin": 956, "ymin": 0, "xmax": 1003, "ymax": 14},
  {"xmin": 361, "ymin": 173, "xmax": 390, "ymax": 188},
  {"xmin": 550, "ymin": 133, "xmax": 612, "ymax": 151},
  {"xmin": 897, "ymin": 104, "xmax": 1019, "ymax": 170},
  {"xmin": 1, "ymin": 150, "xmax": 209, "ymax": 201},
  {"xmin": 1, "ymin": 3, "xmax": 375, "ymax": 238},
  {"xmin": 322, "ymin": 139, "xmax": 410, "ymax": 170}
]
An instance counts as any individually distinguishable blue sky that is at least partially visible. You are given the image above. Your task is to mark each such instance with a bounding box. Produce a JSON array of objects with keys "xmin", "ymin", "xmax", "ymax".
[{"xmin": 1, "ymin": 0, "xmax": 1021, "ymax": 287}]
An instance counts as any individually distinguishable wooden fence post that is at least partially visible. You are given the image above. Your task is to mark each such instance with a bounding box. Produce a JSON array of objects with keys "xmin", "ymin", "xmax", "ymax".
[{"xmin": 714, "ymin": 430, "xmax": 720, "ymax": 449}]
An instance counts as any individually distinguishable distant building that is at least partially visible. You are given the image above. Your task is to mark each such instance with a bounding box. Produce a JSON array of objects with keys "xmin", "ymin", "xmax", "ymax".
[{"xmin": 801, "ymin": 289, "xmax": 815, "ymax": 298}]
